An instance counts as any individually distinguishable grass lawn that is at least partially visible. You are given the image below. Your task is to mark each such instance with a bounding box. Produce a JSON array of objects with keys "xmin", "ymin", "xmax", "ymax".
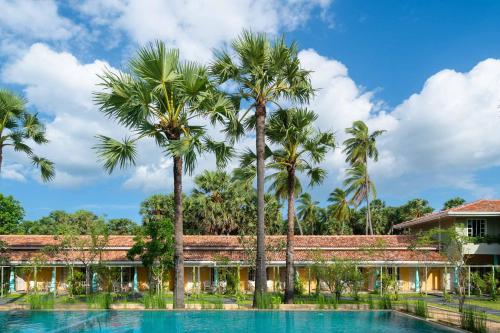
[{"xmin": 464, "ymin": 299, "xmax": 500, "ymax": 311}]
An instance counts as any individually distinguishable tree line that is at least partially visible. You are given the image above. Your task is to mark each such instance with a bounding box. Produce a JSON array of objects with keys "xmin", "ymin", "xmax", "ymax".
[{"xmin": 0, "ymin": 190, "xmax": 466, "ymax": 237}]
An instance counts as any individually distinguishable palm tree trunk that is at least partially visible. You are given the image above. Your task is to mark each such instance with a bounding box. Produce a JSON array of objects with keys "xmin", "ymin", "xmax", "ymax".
[
  {"xmin": 173, "ymin": 155, "xmax": 185, "ymax": 309},
  {"xmin": 365, "ymin": 153, "xmax": 373, "ymax": 235},
  {"xmin": 296, "ymin": 215, "xmax": 304, "ymax": 235},
  {"xmin": 253, "ymin": 103, "xmax": 267, "ymax": 307},
  {"xmin": 0, "ymin": 147, "xmax": 3, "ymax": 177},
  {"xmin": 285, "ymin": 168, "xmax": 295, "ymax": 304}
]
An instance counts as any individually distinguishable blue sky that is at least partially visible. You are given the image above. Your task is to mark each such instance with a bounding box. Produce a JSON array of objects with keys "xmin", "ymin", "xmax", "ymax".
[{"xmin": 1, "ymin": 0, "xmax": 500, "ymax": 222}]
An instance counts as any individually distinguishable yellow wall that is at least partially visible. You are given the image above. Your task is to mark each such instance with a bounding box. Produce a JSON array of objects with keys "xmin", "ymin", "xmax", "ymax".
[
  {"xmin": 239, "ymin": 267, "xmax": 248, "ymax": 291},
  {"xmin": 297, "ymin": 267, "xmax": 317, "ymax": 293},
  {"xmin": 426, "ymin": 268, "xmax": 442, "ymax": 291},
  {"xmin": 399, "ymin": 267, "xmax": 411, "ymax": 291},
  {"xmin": 137, "ymin": 267, "xmax": 149, "ymax": 291}
]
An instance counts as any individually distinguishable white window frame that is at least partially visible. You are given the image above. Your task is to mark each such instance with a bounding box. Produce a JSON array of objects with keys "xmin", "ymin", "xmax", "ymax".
[{"xmin": 467, "ymin": 219, "xmax": 487, "ymax": 237}]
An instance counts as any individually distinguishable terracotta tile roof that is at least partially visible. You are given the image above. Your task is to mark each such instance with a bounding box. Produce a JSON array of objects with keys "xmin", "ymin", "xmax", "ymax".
[
  {"xmin": 393, "ymin": 199, "xmax": 500, "ymax": 230},
  {"xmin": 0, "ymin": 235, "xmax": 446, "ymax": 264}
]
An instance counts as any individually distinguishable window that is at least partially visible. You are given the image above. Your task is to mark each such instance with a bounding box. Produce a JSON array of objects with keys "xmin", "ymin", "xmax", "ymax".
[
  {"xmin": 467, "ymin": 219, "xmax": 486, "ymax": 237},
  {"xmin": 248, "ymin": 268, "xmax": 255, "ymax": 281}
]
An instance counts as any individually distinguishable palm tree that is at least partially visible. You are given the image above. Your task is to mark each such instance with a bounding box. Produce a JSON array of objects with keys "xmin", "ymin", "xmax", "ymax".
[
  {"xmin": 94, "ymin": 41, "xmax": 234, "ymax": 308},
  {"xmin": 327, "ymin": 188, "xmax": 351, "ymax": 235},
  {"xmin": 343, "ymin": 121, "xmax": 384, "ymax": 235},
  {"xmin": 237, "ymin": 108, "xmax": 333, "ymax": 303},
  {"xmin": 297, "ymin": 193, "xmax": 321, "ymax": 235},
  {"xmin": 343, "ymin": 162, "xmax": 377, "ymax": 234},
  {"xmin": 211, "ymin": 30, "xmax": 313, "ymax": 303},
  {"xmin": 0, "ymin": 89, "xmax": 54, "ymax": 181}
]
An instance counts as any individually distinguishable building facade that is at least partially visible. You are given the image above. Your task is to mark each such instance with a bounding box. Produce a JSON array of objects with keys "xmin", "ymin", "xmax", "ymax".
[{"xmin": 0, "ymin": 235, "xmax": 446, "ymax": 295}]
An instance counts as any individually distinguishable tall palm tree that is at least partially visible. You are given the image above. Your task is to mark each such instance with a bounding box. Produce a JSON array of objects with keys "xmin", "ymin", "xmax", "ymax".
[
  {"xmin": 343, "ymin": 121, "xmax": 384, "ymax": 235},
  {"xmin": 235, "ymin": 108, "xmax": 334, "ymax": 303},
  {"xmin": 94, "ymin": 42, "xmax": 234, "ymax": 308},
  {"xmin": 211, "ymin": 30, "xmax": 313, "ymax": 303},
  {"xmin": 297, "ymin": 193, "xmax": 320, "ymax": 235},
  {"xmin": 343, "ymin": 162, "xmax": 377, "ymax": 234},
  {"xmin": 327, "ymin": 188, "xmax": 351, "ymax": 235},
  {"xmin": 0, "ymin": 89, "xmax": 54, "ymax": 182}
]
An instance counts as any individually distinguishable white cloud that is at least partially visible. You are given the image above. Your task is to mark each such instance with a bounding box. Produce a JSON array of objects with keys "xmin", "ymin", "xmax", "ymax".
[
  {"xmin": 76, "ymin": 0, "xmax": 333, "ymax": 61},
  {"xmin": 1, "ymin": 43, "xmax": 124, "ymax": 187},
  {"xmin": 0, "ymin": 0, "xmax": 81, "ymax": 41},
  {"xmin": 123, "ymin": 158, "xmax": 173, "ymax": 192},
  {"xmin": 300, "ymin": 49, "xmax": 500, "ymax": 199},
  {"xmin": 0, "ymin": 164, "xmax": 27, "ymax": 182}
]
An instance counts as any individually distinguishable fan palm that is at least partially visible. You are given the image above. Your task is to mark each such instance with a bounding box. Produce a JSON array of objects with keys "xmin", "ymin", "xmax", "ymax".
[
  {"xmin": 0, "ymin": 89, "xmax": 54, "ymax": 182},
  {"xmin": 234, "ymin": 108, "xmax": 334, "ymax": 303},
  {"xmin": 94, "ymin": 41, "xmax": 234, "ymax": 308},
  {"xmin": 211, "ymin": 30, "xmax": 313, "ymax": 302},
  {"xmin": 327, "ymin": 188, "xmax": 351, "ymax": 235},
  {"xmin": 343, "ymin": 121, "xmax": 384, "ymax": 235},
  {"xmin": 343, "ymin": 162, "xmax": 377, "ymax": 234}
]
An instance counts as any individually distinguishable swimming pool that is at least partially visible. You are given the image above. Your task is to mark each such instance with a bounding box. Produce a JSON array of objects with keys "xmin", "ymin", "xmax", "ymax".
[{"xmin": 0, "ymin": 310, "xmax": 458, "ymax": 333}]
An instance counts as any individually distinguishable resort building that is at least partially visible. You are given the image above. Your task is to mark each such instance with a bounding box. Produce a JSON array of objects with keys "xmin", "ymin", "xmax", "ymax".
[
  {"xmin": 0, "ymin": 199, "xmax": 498, "ymax": 296},
  {"xmin": 0, "ymin": 235, "xmax": 446, "ymax": 295},
  {"xmin": 393, "ymin": 199, "xmax": 500, "ymax": 266}
]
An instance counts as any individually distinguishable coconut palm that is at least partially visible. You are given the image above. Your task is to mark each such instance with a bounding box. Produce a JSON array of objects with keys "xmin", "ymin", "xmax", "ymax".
[
  {"xmin": 94, "ymin": 41, "xmax": 234, "ymax": 308},
  {"xmin": 343, "ymin": 162, "xmax": 377, "ymax": 234},
  {"xmin": 297, "ymin": 193, "xmax": 321, "ymax": 235},
  {"xmin": 211, "ymin": 30, "xmax": 313, "ymax": 302},
  {"xmin": 0, "ymin": 89, "xmax": 54, "ymax": 182},
  {"xmin": 343, "ymin": 121, "xmax": 384, "ymax": 235},
  {"xmin": 327, "ymin": 188, "xmax": 351, "ymax": 235}
]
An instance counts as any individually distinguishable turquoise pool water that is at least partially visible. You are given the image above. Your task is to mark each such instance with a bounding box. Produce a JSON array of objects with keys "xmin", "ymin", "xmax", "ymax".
[{"xmin": 0, "ymin": 310, "xmax": 457, "ymax": 332}]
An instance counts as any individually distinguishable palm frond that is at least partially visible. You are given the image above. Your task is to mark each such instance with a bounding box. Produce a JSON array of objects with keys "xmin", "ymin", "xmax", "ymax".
[
  {"xmin": 94, "ymin": 135, "xmax": 138, "ymax": 174},
  {"xmin": 31, "ymin": 155, "xmax": 55, "ymax": 182}
]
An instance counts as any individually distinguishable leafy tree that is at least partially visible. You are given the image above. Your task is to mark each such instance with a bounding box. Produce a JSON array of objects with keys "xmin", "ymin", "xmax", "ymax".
[
  {"xmin": 128, "ymin": 218, "xmax": 174, "ymax": 294},
  {"xmin": 0, "ymin": 89, "xmax": 54, "ymax": 181},
  {"xmin": 443, "ymin": 197, "xmax": 466, "ymax": 210},
  {"xmin": 327, "ymin": 188, "xmax": 351, "ymax": 235},
  {"xmin": 312, "ymin": 255, "xmax": 364, "ymax": 300},
  {"xmin": 48, "ymin": 216, "xmax": 109, "ymax": 295},
  {"xmin": 211, "ymin": 30, "xmax": 313, "ymax": 303},
  {"xmin": 107, "ymin": 218, "xmax": 140, "ymax": 235},
  {"xmin": 398, "ymin": 198, "xmax": 433, "ymax": 221},
  {"xmin": 416, "ymin": 228, "xmax": 470, "ymax": 312},
  {"xmin": 343, "ymin": 120, "xmax": 384, "ymax": 235},
  {"xmin": 356, "ymin": 199, "xmax": 394, "ymax": 235},
  {"xmin": 0, "ymin": 193, "xmax": 24, "ymax": 234},
  {"xmin": 94, "ymin": 41, "xmax": 234, "ymax": 308}
]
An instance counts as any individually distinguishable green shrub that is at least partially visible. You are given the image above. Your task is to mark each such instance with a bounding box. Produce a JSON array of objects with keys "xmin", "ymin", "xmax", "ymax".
[
  {"xmin": 367, "ymin": 295, "xmax": 374, "ymax": 310},
  {"xmin": 294, "ymin": 273, "xmax": 305, "ymax": 295},
  {"xmin": 443, "ymin": 291, "xmax": 452, "ymax": 303},
  {"xmin": 87, "ymin": 293, "xmax": 113, "ymax": 309},
  {"xmin": 378, "ymin": 294, "xmax": 392, "ymax": 310},
  {"xmin": 213, "ymin": 295, "xmax": 224, "ymax": 309},
  {"xmin": 327, "ymin": 294, "xmax": 337, "ymax": 309},
  {"xmin": 415, "ymin": 300, "xmax": 428, "ymax": 318},
  {"xmin": 403, "ymin": 299, "xmax": 410, "ymax": 312},
  {"xmin": 484, "ymin": 272, "xmax": 497, "ymax": 301},
  {"xmin": 27, "ymin": 294, "xmax": 55, "ymax": 310},
  {"xmin": 143, "ymin": 293, "xmax": 167, "ymax": 309},
  {"xmin": 461, "ymin": 306, "xmax": 487, "ymax": 333},
  {"xmin": 255, "ymin": 292, "xmax": 280, "ymax": 309}
]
